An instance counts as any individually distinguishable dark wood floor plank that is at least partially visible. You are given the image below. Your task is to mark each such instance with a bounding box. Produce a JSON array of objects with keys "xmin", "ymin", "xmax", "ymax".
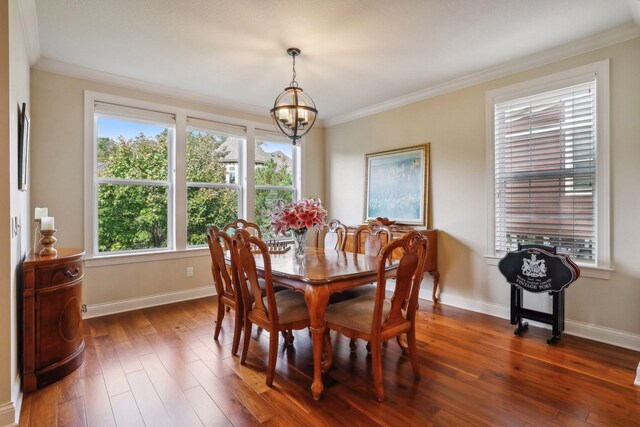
[
  {"xmin": 57, "ymin": 368, "xmax": 83, "ymax": 403},
  {"xmin": 109, "ymin": 391, "xmax": 145, "ymax": 427},
  {"xmin": 138, "ymin": 352, "xmax": 204, "ymax": 426},
  {"xmin": 184, "ymin": 385, "xmax": 233, "ymax": 427},
  {"xmin": 57, "ymin": 397, "xmax": 87, "ymax": 427},
  {"xmin": 186, "ymin": 359, "xmax": 262, "ymax": 427},
  {"xmin": 94, "ymin": 335, "xmax": 131, "ymax": 397},
  {"xmin": 81, "ymin": 375, "xmax": 116, "ymax": 427},
  {"xmin": 19, "ymin": 296, "xmax": 640, "ymax": 427},
  {"xmin": 126, "ymin": 369, "xmax": 173, "ymax": 427},
  {"xmin": 27, "ymin": 384, "xmax": 57, "ymax": 427}
]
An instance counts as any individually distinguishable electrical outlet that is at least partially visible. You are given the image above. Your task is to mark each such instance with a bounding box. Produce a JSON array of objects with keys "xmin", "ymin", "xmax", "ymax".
[{"xmin": 186, "ymin": 267, "xmax": 194, "ymax": 277}]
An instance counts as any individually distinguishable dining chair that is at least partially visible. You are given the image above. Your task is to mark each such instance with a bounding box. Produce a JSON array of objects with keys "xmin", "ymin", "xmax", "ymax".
[
  {"xmin": 340, "ymin": 221, "xmax": 394, "ymax": 302},
  {"xmin": 223, "ymin": 218, "xmax": 262, "ymax": 238},
  {"xmin": 232, "ymin": 229, "xmax": 311, "ymax": 387},
  {"xmin": 353, "ymin": 221, "xmax": 393, "ymax": 255},
  {"xmin": 323, "ymin": 230, "xmax": 428, "ymax": 401},
  {"xmin": 314, "ymin": 219, "xmax": 348, "ymax": 250},
  {"xmin": 207, "ymin": 225, "xmax": 243, "ymax": 356}
]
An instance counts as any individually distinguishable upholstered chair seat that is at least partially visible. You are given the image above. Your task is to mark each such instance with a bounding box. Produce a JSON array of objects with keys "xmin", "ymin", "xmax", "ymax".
[
  {"xmin": 262, "ymin": 291, "xmax": 310, "ymax": 324},
  {"xmin": 326, "ymin": 295, "xmax": 398, "ymax": 334}
]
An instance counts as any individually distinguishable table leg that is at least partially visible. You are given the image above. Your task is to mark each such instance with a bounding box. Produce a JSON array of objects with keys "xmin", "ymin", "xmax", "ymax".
[
  {"xmin": 430, "ymin": 271, "xmax": 440, "ymax": 303},
  {"xmin": 304, "ymin": 284, "xmax": 330, "ymax": 400}
]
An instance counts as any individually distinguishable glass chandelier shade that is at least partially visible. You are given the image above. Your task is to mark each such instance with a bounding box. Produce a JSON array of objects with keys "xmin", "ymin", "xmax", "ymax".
[{"xmin": 270, "ymin": 48, "xmax": 318, "ymax": 145}]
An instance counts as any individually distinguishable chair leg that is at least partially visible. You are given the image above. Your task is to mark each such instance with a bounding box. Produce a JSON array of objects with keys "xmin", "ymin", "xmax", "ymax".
[
  {"xmin": 371, "ymin": 341, "xmax": 384, "ymax": 402},
  {"xmin": 366, "ymin": 341, "xmax": 372, "ymax": 354},
  {"xmin": 266, "ymin": 329, "xmax": 279, "ymax": 387},
  {"xmin": 240, "ymin": 321, "xmax": 252, "ymax": 365},
  {"xmin": 396, "ymin": 334, "xmax": 408, "ymax": 353},
  {"xmin": 226, "ymin": 306, "xmax": 231, "ymax": 313},
  {"xmin": 231, "ymin": 308, "xmax": 242, "ymax": 356},
  {"xmin": 349, "ymin": 338, "xmax": 357, "ymax": 352},
  {"xmin": 407, "ymin": 329, "xmax": 421, "ymax": 380},
  {"xmin": 287, "ymin": 330, "xmax": 295, "ymax": 345},
  {"xmin": 322, "ymin": 330, "xmax": 333, "ymax": 373},
  {"xmin": 214, "ymin": 300, "xmax": 225, "ymax": 341}
]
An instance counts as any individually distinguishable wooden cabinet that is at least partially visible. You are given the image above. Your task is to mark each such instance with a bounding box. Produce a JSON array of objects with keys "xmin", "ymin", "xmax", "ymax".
[
  {"xmin": 22, "ymin": 249, "xmax": 85, "ymax": 392},
  {"xmin": 345, "ymin": 225, "xmax": 440, "ymax": 302}
]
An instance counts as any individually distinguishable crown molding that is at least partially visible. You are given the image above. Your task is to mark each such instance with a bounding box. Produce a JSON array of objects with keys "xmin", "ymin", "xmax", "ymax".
[
  {"xmin": 32, "ymin": 57, "xmax": 275, "ymax": 119},
  {"xmin": 325, "ymin": 23, "xmax": 640, "ymax": 127},
  {"xmin": 17, "ymin": 0, "xmax": 40, "ymax": 65}
]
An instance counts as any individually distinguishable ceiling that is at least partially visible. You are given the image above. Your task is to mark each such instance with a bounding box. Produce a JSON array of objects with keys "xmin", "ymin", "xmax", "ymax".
[{"xmin": 29, "ymin": 0, "xmax": 640, "ymax": 124}]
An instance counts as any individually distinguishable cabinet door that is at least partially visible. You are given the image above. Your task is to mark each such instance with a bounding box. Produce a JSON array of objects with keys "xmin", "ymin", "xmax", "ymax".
[{"xmin": 36, "ymin": 280, "xmax": 84, "ymax": 368}]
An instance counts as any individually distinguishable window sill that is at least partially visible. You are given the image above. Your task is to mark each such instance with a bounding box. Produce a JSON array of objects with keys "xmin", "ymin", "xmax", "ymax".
[
  {"xmin": 86, "ymin": 247, "xmax": 210, "ymax": 268},
  {"xmin": 485, "ymin": 255, "xmax": 612, "ymax": 280}
]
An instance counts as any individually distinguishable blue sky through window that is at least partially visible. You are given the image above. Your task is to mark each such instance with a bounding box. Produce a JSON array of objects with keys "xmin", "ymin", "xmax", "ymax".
[{"xmin": 98, "ymin": 117, "xmax": 167, "ymax": 140}]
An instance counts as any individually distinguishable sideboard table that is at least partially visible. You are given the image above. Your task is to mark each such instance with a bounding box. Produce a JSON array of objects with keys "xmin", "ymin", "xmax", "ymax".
[{"xmin": 22, "ymin": 248, "xmax": 85, "ymax": 392}]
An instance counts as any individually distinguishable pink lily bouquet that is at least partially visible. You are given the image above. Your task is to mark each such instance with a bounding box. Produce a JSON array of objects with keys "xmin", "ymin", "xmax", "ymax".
[{"xmin": 271, "ymin": 198, "xmax": 328, "ymax": 236}]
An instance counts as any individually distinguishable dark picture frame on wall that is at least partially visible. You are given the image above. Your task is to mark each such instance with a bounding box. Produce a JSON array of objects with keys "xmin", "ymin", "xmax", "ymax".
[
  {"xmin": 18, "ymin": 102, "xmax": 30, "ymax": 192},
  {"xmin": 365, "ymin": 143, "xmax": 430, "ymax": 226}
]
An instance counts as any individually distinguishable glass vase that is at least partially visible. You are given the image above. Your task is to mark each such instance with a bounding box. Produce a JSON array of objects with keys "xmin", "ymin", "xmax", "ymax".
[{"xmin": 292, "ymin": 228, "xmax": 308, "ymax": 260}]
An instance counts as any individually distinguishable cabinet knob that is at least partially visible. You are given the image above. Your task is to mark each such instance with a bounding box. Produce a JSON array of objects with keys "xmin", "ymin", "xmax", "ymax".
[{"xmin": 65, "ymin": 267, "xmax": 80, "ymax": 278}]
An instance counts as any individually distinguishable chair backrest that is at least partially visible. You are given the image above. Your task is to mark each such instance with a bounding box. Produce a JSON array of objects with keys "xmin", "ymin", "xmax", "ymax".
[
  {"xmin": 232, "ymin": 229, "xmax": 281, "ymax": 326},
  {"xmin": 353, "ymin": 222, "xmax": 393, "ymax": 256},
  {"xmin": 372, "ymin": 230, "xmax": 428, "ymax": 334},
  {"xmin": 223, "ymin": 219, "xmax": 262, "ymax": 238},
  {"xmin": 314, "ymin": 219, "xmax": 348, "ymax": 250},
  {"xmin": 207, "ymin": 226, "xmax": 237, "ymax": 302}
]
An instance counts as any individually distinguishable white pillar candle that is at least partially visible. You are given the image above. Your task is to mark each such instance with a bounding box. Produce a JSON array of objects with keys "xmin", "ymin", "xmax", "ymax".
[
  {"xmin": 34, "ymin": 207, "xmax": 48, "ymax": 220},
  {"xmin": 41, "ymin": 217, "xmax": 55, "ymax": 230}
]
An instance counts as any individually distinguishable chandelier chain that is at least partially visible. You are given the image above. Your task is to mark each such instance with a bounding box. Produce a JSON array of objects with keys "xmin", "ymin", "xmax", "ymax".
[{"xmin": 290, "ymin": 53, "xmax": 298, "ymax": 87}]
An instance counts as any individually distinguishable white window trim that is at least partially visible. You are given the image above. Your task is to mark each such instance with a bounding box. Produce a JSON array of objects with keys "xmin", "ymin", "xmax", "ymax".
[
  {"xmin": 84, "ymin": 91, "xmax": 304, "ymax": 261},
  {"xmin": 485, "ymin": 60, "xmax": 611, "ymax": 279}
]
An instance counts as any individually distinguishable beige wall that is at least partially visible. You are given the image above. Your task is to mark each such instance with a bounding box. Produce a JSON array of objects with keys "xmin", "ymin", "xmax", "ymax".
[
  {"xmin": 1, "ymin": 0, "xmax": 31, "ymax": 424},
  {"xmin": 325, "ymin": 38, "xmax": 640, "ymax": 341},
  {"xmin": 29, "ymin": 69, "xmax": 325, "ymax": 308}
]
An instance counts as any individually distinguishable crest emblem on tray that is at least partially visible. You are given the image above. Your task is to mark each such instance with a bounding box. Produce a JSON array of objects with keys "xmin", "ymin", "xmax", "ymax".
[{"xmin": 522, "ymin": 254, "xmax": 547, "ymax": 278}]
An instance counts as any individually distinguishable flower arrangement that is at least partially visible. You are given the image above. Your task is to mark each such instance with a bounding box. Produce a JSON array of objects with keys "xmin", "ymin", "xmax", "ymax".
[{"xmin": 271, "ymin": 198, "xmax": 328, "ymax": 236}]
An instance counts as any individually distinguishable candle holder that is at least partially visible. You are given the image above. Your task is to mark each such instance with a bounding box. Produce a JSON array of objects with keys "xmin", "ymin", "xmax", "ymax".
[
  {"xmin": 39, "ymin": 229, "xmax": 58, "ymax": 256},
  {"xmin": 33, "ymin": 219, "xmax": 43, "ymax": 254}
]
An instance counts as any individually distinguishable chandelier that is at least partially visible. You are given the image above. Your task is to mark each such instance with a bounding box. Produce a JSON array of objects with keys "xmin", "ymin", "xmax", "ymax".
[{"xmin": 270, "ymin": 48, "xmax": 318, "ymax": 145}]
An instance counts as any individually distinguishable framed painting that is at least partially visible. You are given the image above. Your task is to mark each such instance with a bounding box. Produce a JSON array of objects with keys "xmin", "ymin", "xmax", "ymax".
[
  {"xmin": 18, "ymin": 103, "xmax": 30, "ymax": 192},
  {"xmin": 365, "ymin": 143, "xmax": 430, "ymax": 225}
]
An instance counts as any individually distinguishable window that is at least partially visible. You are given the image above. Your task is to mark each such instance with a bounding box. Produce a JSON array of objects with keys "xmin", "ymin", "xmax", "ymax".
[
  {"xmin": 86, "ymin": 93, "xmax": 304, "ymax": 258},
  {"xmin": 94, "ymin": 103, "xmax": 175, "ymax": 254},
  {"xmin": 487, "ymin": 61, "xmax": 610, "ymax": 269},
  {"xmin": 186, "ymin": 119, "xmax": 245, "ymax": 246},
  {"xmin": 254, "ymin": 130, "xmax": 298, "ymax": 238}
]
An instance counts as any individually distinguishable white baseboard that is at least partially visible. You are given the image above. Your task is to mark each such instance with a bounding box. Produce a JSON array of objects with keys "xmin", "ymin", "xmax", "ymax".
[
  {"xmin": 635, "ymin": 362, "xmax": 640, "ymax": 386},
  {"xmin": 0, "ymin": 401, "xmax": 17, "ymax": 427},
  {"xmin": 84, "ymin": 285, "xmax": 216, "ymax": 319},
  {"xmin": 419, "ymin": 288, "xmax": 640, "ymax": 352},
  {"xmin": 0, "ymin": 373, "xmax": 22, "ymax": 427}
]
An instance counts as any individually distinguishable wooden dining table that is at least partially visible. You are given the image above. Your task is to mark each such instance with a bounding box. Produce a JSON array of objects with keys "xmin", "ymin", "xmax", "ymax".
[{"xmin": 242, "ymin": 247, "xmax": 398, "ymax": 400}]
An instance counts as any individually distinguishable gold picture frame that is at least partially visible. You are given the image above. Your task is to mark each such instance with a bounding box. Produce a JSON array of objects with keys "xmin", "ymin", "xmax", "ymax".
[{"xmin": 365, "ymin": 143, "xmax": 430, "ymax": 226}]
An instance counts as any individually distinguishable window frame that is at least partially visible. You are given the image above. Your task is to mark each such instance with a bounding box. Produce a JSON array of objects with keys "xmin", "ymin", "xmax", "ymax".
[
  {"xmin": 253, "ymin": 130, "xmax": 301, "ymax": 239},
  {"xmin": 184, "ymin": 122, "xmax": 246, "ymax": 248},
  {"xmin": 485, "ymin": 60, "xmax": 611, "ymax": 278},
  {"xmin": 84, "ymin": 91, "xmax": 304, "ymax": 261}
]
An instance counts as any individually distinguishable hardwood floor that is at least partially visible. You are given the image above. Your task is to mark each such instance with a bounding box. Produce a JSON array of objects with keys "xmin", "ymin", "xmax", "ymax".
[{"xmin": 18, "ymin": 296, "xmax": 640, "ymax": 426}]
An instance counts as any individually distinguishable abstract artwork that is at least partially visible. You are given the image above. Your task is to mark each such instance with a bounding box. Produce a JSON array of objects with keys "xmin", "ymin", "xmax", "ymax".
[{"xmin": 365, "ymin": 144, "xmax": 429, "ymax": 225}]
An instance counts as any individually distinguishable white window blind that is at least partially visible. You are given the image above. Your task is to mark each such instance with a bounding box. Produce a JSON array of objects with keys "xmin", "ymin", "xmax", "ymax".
[
  {"xmin": 494, "ymin": 79, "xmax": 597, "ymax": 263},
  {"xmin": 186, "ymin": 117, "xmax": 246, "ymax": 138},
  {"xmin": 95, "ymin": 101, "xmax": 176, "ymax": 126}
]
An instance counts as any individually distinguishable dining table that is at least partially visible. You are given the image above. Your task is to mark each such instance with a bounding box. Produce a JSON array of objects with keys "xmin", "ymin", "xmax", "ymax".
[{"xmin": 233, "ymin": 247, "xmax": 398, "ymax": 400}]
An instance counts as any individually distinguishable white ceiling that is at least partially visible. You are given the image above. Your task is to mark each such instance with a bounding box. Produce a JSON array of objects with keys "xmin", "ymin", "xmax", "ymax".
[{"xmin": 30, "ymin": 0, "xmax": 639, "ymax": 123}]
